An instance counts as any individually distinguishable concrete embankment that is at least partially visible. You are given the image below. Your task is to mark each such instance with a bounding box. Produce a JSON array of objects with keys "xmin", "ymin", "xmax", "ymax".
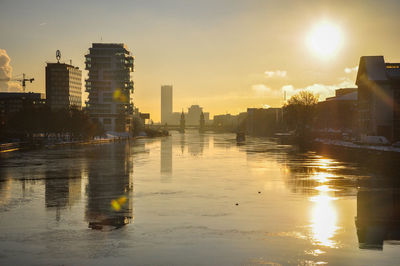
[
  {"xmin": 0, "ymin": 137, "xmax": 128, "ymax": 153},
  {"xmin": 312, "ymin": 138, "xmax": 400, "ymax": 168}
]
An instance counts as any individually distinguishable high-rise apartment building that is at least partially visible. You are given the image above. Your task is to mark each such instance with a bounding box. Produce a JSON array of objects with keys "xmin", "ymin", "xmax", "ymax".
[
  {"xmin": 45, "ymin": 62, "xmax": 82, "ymax": 110},
  {"xmin": 161, "ymin": 85, "xmax": 173, "ymax": 124},
  {"xmin": 85, "ymin": 43, "xmax": 134, "ymax": 133}
]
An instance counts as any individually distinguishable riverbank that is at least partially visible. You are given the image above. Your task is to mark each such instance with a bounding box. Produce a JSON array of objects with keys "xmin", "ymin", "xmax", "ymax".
[
  {"xmin": 0, "ymin": 137, "xmax": 125, "ymax": 153},
  {"xmin": 0, "ymin": 128, "xmax": 171, "ymax": 153},
  {"xmin": 314, "ymin": 138, "xmax": 400, "ymax": 154}
]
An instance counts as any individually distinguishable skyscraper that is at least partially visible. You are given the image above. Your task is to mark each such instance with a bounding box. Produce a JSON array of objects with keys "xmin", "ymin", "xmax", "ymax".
[
  {"xmin": 45, "ymin": 62, "xmax": 82, "ymax": 110},
  {"xmin": 161, "ymin": 85, "xmax": 173, "ymax": 124},
  {"xmin": 85, "ymin": 43, "xmax": 135, "ymax": 133}
]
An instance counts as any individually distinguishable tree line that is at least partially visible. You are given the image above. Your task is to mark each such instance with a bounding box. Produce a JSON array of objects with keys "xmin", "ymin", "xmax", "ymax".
[{"xmin": 0, "ymin": 105, "xmax": 104, "ymax": 142}]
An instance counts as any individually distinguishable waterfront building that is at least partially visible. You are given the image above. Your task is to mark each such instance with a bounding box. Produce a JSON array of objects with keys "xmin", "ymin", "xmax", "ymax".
[
  {"xmin": 214, "ymin": 114, "xmax": 236, "ymax": 131},
  {"xmin": 199, "ymin": 112, "xmax": 205, "ymax": 132},
  {"xmin": 186, "ymin": 105, "xmax": 210, "ymax": 126},
  {"xmin": 0, "ymin": 92, "xmax": 45, "ymax": 114},
  {"xmin": 247, "ymin": 107, "xmax": 282, "ymax": 136},
  {"xmin": 356, "ymin": 56, "xmax": 400, "ymax": 141},
  {"xmin": 46, "ymin": 62, "xmax": 82, "ymax": 110},
  {"xmin": 85, "ymin": 43, "xmax": 134, "ymax": 133},
  {"xmin": 315, "ymin": 88, "xmax": 358, "ymax": 134},
  {"xmin": 170, "ymin": 112, "xmax": 181, "ymax": 125},
  {"xmin": 0, "ymin": 92, "xmax": 45, "ymax": 127},
  {"xmin": 161, "ymin": 85, "xmax": 173, "ymax": 125},
  {"xmin": 213, "ymin": 112, "xmax": 247, "ymax": 132}
]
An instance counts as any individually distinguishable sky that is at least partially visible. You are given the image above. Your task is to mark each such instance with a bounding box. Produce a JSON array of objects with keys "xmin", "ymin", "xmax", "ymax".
[{"xmin": 1, "ymin": 0, "xmax": 400, "ymax": 122}]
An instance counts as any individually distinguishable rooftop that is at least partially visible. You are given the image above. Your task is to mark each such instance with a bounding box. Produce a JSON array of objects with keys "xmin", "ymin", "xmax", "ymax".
[
  {"xmin": 46, "ymin": 62, "xmax": 80, "ymax": 70},
  {"xmin": 0, "ymin": 92, "xmax": 45, "ymax": 99},
  {"xmin": 356, "ymin": 56, "xmax": 400, "ymax": 85}
]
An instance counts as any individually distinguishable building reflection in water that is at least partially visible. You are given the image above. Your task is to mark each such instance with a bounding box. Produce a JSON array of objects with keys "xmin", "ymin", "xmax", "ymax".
[
  {"xmin": 0, "ymin": 178, "xmax": 12, "ymax": 207},
  {"xmin": 356, "ymin": 184, "xmax": 400, "ymax": 250},
  {"xmin": 180, "ymin": 133, "xmax": 185, "ymax": 154},
  {"xmin": 44, "ymin": 157, "xmax": 82, "ymax": 221},
  {"xmin": 188, "ymin": 131, "xmax": 209, "ymax": 156},
  {"xmin": 161, "ymin": 137, "xmax": 172, "ymax": 174},
  {"xmin": 85, "ymin": 142, "xmax": 134, "ymax": 230}
]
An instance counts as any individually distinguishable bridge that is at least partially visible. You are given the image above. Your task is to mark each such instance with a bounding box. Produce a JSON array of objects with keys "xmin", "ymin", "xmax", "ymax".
[{"xmin": 147, "ymin": 125, "xmax": 217, "ymax": 132}]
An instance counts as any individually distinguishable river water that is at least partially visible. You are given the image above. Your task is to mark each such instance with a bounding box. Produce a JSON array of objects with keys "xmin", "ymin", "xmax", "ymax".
[{"xmin": 0, "ymin": 130, "xmax": 399, "ymax": 265}]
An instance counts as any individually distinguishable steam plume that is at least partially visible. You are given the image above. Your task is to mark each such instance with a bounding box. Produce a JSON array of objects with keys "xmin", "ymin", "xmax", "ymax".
[{"xmin": 0, "ymin": 49, "xmax": 22, "ymax": 92}]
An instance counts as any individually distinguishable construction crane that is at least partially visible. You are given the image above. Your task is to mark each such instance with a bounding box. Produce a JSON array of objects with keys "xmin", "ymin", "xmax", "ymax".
[{"xmin": 0, "ymin": 73, "xmax": 34, "ymax": 92}]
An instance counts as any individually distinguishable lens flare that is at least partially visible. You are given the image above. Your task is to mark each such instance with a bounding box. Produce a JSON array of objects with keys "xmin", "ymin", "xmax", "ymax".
[
  {"xmin": 113, "ymin": 89, "xmax": 128, "ymax": 102},
  {"xmin": 111, "ymin": 196, "xmax": 127, "ymax": 211}
]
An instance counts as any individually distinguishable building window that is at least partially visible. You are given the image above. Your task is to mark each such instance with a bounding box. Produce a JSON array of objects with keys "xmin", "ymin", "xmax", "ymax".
[{"xmin": 103, "ymin": 118, "xmax": 112, "ymax": 124}]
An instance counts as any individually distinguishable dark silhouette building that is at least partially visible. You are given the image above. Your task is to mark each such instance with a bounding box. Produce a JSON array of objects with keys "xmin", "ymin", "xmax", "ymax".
[
  {"xmin": 46, "ymin": 62, "xmax": 82, "ymax": 110},
  {"xmin": 315, "ymin": 88, "xmax": 358, "ymax": 135},
  {"xmin": 0, "ymin": 92, "xmax": 45, "ymax": 114},
  {"xmin": 161, "ymin": 85, "xmax": 173, "ymax": 125},
  {"xmin": 179, "ymin": 111, "xmax": 185, "ymax": 133},
  {"xmin": 246, "ymin": 107, "xmax": 282, "ymax": 136},
  {"xmin": 213, "ymin": 112, "xmax": 247, "ymax": 132},
  {"xmin": 0, "ymin": 92, "xmax": 45, "ymax": 128},
  {"xmin": 356, "ymin": 56, "xmax": 400, "ymax": 141}
]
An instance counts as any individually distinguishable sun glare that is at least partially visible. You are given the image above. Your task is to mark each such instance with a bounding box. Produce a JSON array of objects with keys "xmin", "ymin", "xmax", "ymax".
[{"xmin": 307, "ymin": 21, "xmax": 343, "ymax": 59}]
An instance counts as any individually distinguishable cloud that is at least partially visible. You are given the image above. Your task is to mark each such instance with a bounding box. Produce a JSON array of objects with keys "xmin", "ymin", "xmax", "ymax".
[
  {"xmin": 252, "ymin": 84, "xmax": 271, "ymax": 93},
  {"xmin": 281, "ymin": 78, "xmax": 356, "ymax": 101},
  {"xmin": 264, "ymin": 70, "xmax": 287, "ymax": 78},
  {"xmin": 252, "ymin": 83, "xmax": 283, "ymax": 99},
  {"xmin": 39, "ymin": 22, "xmax": 47, "ymax": 26},
  {"xmin": 0, "ymin": 49, "xmax": 22, "ymax": 92},
  {"xmin": 344, "ymin": 66, "xmax": 358, "ymax": 74}
]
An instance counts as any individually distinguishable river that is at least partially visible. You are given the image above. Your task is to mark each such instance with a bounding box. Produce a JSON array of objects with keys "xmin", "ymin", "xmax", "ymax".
[{"xmin": 0, "ymin": 130, "xmax": 399, "ymax": 265}]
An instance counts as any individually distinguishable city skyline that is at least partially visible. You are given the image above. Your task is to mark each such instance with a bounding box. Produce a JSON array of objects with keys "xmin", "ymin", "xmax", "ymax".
[
  {"xmin": 3, "ymin": 1, "xmax": 400, "ymax": 264},
  {"xmin": 1, "ymin": 0, "xmax": 400, "ymax": 122}
]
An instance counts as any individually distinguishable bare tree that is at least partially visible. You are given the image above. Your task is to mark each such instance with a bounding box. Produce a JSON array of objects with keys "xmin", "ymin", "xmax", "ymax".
[{"xmin": 283, "ymin": 91, "xmax": 319, "ymax": 139}]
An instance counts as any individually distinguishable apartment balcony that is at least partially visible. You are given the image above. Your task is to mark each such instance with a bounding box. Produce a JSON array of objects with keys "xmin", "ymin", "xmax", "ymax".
[
  {"xmin": 123, "ymin": 81, "xmax": 134, "ymax": 92},
  {"xmin": 125, "ymin": 56, "xmax": 134, "ymax": 71}
]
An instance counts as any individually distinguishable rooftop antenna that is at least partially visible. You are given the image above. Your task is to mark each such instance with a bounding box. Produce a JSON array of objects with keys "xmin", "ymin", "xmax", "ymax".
[{"xmin": 56, "ymin": 50, "xmax": 61, "ymax": 63}]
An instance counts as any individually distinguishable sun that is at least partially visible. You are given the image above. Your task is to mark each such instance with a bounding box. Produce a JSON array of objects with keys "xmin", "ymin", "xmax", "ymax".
[{"xmin": 307, "ymin": 21, "xmax": 343, "ymax": 59}]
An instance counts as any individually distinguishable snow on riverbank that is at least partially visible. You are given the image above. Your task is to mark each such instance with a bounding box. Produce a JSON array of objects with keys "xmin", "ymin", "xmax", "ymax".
[{"xmin": 315, "ymin": 138, "xmax": 400, "ymax": 153}]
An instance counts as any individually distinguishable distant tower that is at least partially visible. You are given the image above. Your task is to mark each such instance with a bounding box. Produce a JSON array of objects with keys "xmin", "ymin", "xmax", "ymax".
[
  {"xmin": 179, "ymin": 110, "xmax": 185, "ymax": 133},
  {"xmin": 199, "ymin": 111, "xmax": 205, "ymax": 133},
  {"xmin": 161, "ymin": 85, "xmax": 173, "ymax": 124}
]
